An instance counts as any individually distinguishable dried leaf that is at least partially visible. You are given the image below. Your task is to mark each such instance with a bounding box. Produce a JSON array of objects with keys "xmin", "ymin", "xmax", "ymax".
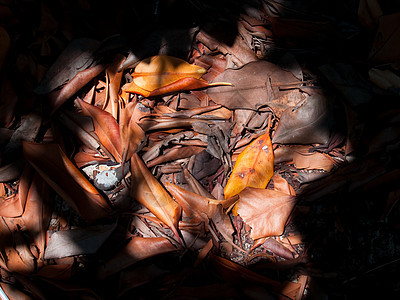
[
  {"xmin": 262, "ymin": 237, "xmax": 294, "ymax": 259},
  {"xmin": 22, "ymin": 142, "xmax": 111, "ymax": 222},
  {"xmin": 369, "ymin": 68, "xmax": 400, "ymax": 96},
  {"xmin": 224, "ymin": 128, "xmax": 274, "ymax": 202},
  {"xmin": 293, "ymin": 151, "xmax": 334, "ymax": 172},
  {"xmin": 21, "ymin": 173, "xmax": 52, "ymax": 264},
  {"xmin": 207, "ymin": 60, "xmax": 300, "ymax": 109},
  {"xmin": 120, "ymin": 102, "xmax": 149, "ymax": 163},
  {"xmin": 122, "ymin": 55, "xmax": 228, "ymax": 97},
  {"xmin": 164, "ymin": 181, "xmax": 218, "ymax": 222},
  {"xmin": 237, "ymin": 187, "xmax": 296, "ymax": 239},
  {"xmin": 97, "ymin": 236, "xmax": 176, "ymax": 279},
  {"xmin": 0, "ymin": 165, "xmax": 31, "ymax": 217},
  {"xmin": 130, "ymin": 153, "xmax": 182, "ymax": 243},
  {"xmin": 368, "ymin": 11, "xmax": 400, "ymax": 64},
  {"xmin": 78, "ymin": 99, "xmax": 122, "ymax": 162},
  {"xmin": 48, "ymin": 63, "xmax": 105, "ymax": 114},
  {"xmin": 44, "ymin": 222, "xmax": 116, "ymax": 259},
  {"xmin": 272, "ymin": 174, "xmax": 296, "ymax": 196},
  {"xmin": 0, "ymin": 26, "xmax": 10, "ymax": 70},
  {"xmin": 272, "ymin": 95, "xmax": 334, "ymax": 145},
  {"xmin": 35, "ymin": 38, "xmax": 100, "ymax": 95}
]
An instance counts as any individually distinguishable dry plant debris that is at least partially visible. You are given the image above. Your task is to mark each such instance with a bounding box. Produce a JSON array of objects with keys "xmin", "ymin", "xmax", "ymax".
[{"xmin": 1, "ymin": 0, "xmax": 400, "ymax": 299}]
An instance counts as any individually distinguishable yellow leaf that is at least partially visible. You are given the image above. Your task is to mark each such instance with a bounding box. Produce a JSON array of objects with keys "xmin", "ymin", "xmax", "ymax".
[
  {"xmin": 224, "ymin": 127, "xmax": 274, "ymax": 215},
  {"xmin": 132, "ymin": 55, "xmax": 206, "ymax": 91}
]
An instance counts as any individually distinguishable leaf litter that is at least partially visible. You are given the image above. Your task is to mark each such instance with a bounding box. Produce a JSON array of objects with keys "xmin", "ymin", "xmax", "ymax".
[{"xmin": 1, "ymin": 0, "xmax": 400, "ymax": 299}]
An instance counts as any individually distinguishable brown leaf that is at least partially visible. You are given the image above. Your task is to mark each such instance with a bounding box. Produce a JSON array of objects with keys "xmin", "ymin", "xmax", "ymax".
[
  {"xmin": 130, "ymin": 153, "xmax": 182, "ymax": 243},
  {"xmin": 48, "ymin": 63, "xmax": 105, "ymax": 114},
  {"xmin": 207, "ymin": 60, "xmax": 300, "ymax": 110},
  {"xmin": 0, "ymin": 26, "xmax": 10, "ymax": 70},
  {"xmin": 35, "ymin": 38, "xmax": 100, "ymax": 95},
  {"xmin": 44, "ymin": 223, "xmax": 116, "ymax": 259},
  {"xmin": 164, "ymin": 181, "xmax": 217, "ymax": 223},
  {"xmin": 97, "ymin": 236, "xmax": 177, "ymax": 279},
  {"xmin": 78, "ymin": 99, "xmax": 122, "ymax": 162},
  {"xmin": 368, "ymin": 11, "xmax": 400, "ymax": 64},
  {"xmin": 0, "ymin": 165, "xmax": 31, "ymax": 217},
  {"xmin": 272, "ymin": 94, "xmax": 334, "ymax": 145},
  {"xmin": 237, "ymin": 187, "xmax": 296, "ymax": 239},
  {"xmin": 120, "ymin": 102, "xmax": 148, "ymax": 163},
  {"xmin": 293, "ymin": 151, "xmax": 334, "ymax": 171},
  {"xmin": 272, "ymin": 174, "xmax": 296, "ymax": 196},
  {"xmin": 22, "ymin": 142, "xmax": 111, "ymax": 222},
  {"xmin": 21, "ymin": 173, "xmax": 53, "ymax": 264}
]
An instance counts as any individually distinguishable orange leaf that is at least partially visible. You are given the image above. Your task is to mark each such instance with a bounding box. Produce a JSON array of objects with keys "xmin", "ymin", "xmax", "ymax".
[
  {"xmin": 122, "ymin": 55, "xmax": 230, "ymax": 97},
  {"xmin": 78, "ymin": 99, "xmax": 122, "ymax": 162},
  {"xmin": 22, "ymin": 142, "xmax": 111, "ymax": 222},
  {"xmin": 224, "ymin": 127, "xmax": 274, "ymax": 209},
  {"xmin": 132, "ymin": 55, "xmax": 206, "ymax": 90},
  {"xmin": 147, "ymin": 77, "xmax": 229, "ymax": 97},
  {"xmin": 130, "ymin": 153, "xmax": 182, "ymax": 243},
  {"xmin": 237, "ymin": 187, "xmax": 296, "ymax": 239},
  {"xmin": 97, "ymin": 236, "xmax": 177, "ymax": 279}
]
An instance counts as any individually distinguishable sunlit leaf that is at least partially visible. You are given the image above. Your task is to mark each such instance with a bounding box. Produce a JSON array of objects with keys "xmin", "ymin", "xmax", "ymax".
[
  {"xmin": 78, "ymin": 99, "xmax": 122, "ymax": 162},
  {"xmin": 22, "ymin": 142, "xmax": 112, "ymax": 222},
  {"xmin": 237, "ymin": 187, "xmax": 296, "ymax": 239},
  {"xmin": 122, "ymin": 55, "xmax": 230, "ymax": 97},
  {"xmin": 224, "ymin": 128, "xmax": 274, "ymax": 207},
  {"xmin": 130, "ymin": 153, "xmax": 182, "ymax": 243}
]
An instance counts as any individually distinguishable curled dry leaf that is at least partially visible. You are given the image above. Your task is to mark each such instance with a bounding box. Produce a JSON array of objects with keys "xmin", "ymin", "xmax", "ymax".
[
  {"xmin": 130, "ymin": 153, "xmax": 182, "ymax": 243},
  {"xmin": 97, "ymin": 236, "xmax": 176, "ymax": 279},
  {"xmin": 237, "ymin": 187, "xmax": 296, "ymax": 240},
  {"xmin": 22, "ymin": 142, "xmax": 111, "ymax": 222},
  {"xmin": 78, "ymin": 99, "xmax": 122, "ymax": 162},
  {"xmin": 224, "ymin": 127, "xmax": 274, "ymax": 206},
  {"xmin": 272, "ymin": 94, "xmax": 334, "ymax": 145}
]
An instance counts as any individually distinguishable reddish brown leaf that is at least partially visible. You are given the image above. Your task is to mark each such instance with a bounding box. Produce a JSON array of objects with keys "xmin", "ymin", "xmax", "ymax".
[
  {"xmin": 78, "ymin": 99, "xmax": 122, "ymax": 162},
  {"xmin": 22, "ymin": 142, "xmax": 111, "ymax": 222},
  {"xmin": 0, "ymin": 165, "xmax": 31, "ymax": 217},
  {"xmin": 293, "ymin": 151, "xmax": 334, "ymax": 171},
  {"xmin": 237, "ymin": 187, "xmax": 296, "ymax": 239},
  {"xmin": 21, "ymin": 173, "xmax": 52, "ymax": 265},
  {"xmin": 97, "ymin": 236, "xmax": 177, "ymax": 279},
  {"xmin": 130, "ymin": 153, "xmax": 182, "ymax": 243},
  {"xmin": 48, "ymin": 63, "xmax": 105, "ymax": 114},
  {"xmin": 120, "ymin": 102, "xmax": 148, "ymax": 163}
]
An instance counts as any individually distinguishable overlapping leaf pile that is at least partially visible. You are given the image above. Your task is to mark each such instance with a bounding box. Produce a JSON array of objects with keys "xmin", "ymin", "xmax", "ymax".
[{"xmin": 1, "ymin": 0, "xmax": 400, "ymax": 299}]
